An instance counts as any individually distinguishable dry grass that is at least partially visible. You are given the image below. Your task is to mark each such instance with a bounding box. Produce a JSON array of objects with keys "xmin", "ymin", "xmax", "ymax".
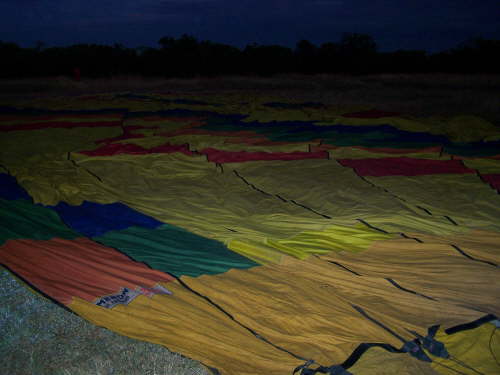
[{"xmin": 0, "ymin": 266, "xmax": 210, "ymax": 375}]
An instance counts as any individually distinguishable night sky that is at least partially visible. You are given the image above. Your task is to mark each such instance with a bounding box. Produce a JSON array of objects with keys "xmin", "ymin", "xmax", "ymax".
[{"xmin": 1, "ymin": 0, "xmax": 499, "ymax": 52}]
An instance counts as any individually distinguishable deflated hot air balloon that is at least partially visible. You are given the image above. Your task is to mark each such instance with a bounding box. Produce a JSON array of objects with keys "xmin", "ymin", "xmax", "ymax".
[{"xmin": 1, "ymin": 93, "xmax": 499, "ymax": 375}]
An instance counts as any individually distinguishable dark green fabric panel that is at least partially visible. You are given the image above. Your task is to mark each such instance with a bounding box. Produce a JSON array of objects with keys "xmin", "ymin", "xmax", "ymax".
[
  {"xmin": 444, "ymin": 140, "xmax": 500, "ymax": 157},
  {"xmin": 0, "ymin": 199, "xmax": 79, "ymax": 245},
  {"xmin": 201, "ymin": 120, "xmax": 447, "ymax": 148},
  {"xmin": 94, "ymin": 224, "xmax": 258, "ymax": 277}
]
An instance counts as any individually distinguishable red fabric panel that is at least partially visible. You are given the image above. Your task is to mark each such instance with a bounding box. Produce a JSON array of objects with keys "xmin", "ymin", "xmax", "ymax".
[
  {"xmin": 158, "ymin": 128, "xmax": 258, "ymax": 138},
  {"xmin": 0, "ymin": 114, "xmax": 121, "ymax": 122},
  {"xmin": 353, "ymin": 146, "xmax": 442, "ymax": 154},
  {"xmin": 79, "ymin": 142, "xmax": 193, "ymax": 156},
  {"xmin": 96, "ymin": 133, "xmax": 145, "ymax": 144},
  {"xmin": 342, "ymin": 109, "xmax": 401, "ymax": 118},
  {"xmin": 125, "ymin": 125, "xmax": 159, "ymax": 131},
  {"xmin": 454, "ymin": 155, "xmax": 500, "ymax": 160},
  {"xmin": 95, "ymin": 125, "xmax": 159, "ymax": 144},
  {"xmin": 150, "ymin": 143, "xmax": 192, "ymax": 154},
  {"xmin": 224, "ymin": 137, "xmax": 318, "ymax": 147},
  {"xmin": 481, "ymin": 174, "xmax": 500, "ymax": 190},
  {"xmin": 222, "ymin": 136, "xmax": 270, "ymax": 144},
  {"xmin": 143, "ymin": 116, "xmax": 205, "ymax": 127},
  {"xmin": 81, "ymin": 143, "xmax": 149, "ymax": 156},
  {"xmin": 311, "ymin": 145, "xmax": 442, "ymax": 154},
  {"xmin": 200, "ymin": 148, "xmax": 329, "ymax": 163},
  {"xmin": 0, "ymin": 121, "xmax": 122, "ymax": 132},
  {"xmin": 0, "ymin": 238, "xmax": 174, "ymax": 305},
  {"xmin": 337, "ymin": 157, "xmax": 475, "ymax": 176}
]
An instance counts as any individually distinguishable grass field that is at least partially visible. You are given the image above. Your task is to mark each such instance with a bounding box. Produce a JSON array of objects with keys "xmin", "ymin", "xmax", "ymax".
[{"xmin": 0, "ymin": 266, "xmax": 209, "ymax": 375}]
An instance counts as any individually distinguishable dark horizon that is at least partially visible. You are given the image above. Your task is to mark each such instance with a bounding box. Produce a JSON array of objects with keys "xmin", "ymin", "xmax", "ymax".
[
  {"xmin": 1, "ymin": 0, "xmax": 500, "ymax": 53},
  {"xmin": 2, "ymin": 34, "xmax": 500, "ymax": 56}
]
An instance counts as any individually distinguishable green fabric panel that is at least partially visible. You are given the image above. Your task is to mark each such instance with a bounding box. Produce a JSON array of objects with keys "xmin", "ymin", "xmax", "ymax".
[
  {"xmin": 94, "ymin": 224, "xmax": 258, "ymax": 277},
  {"xmin": 444, "ymin": 141, "xmax": 500, "ymax": 157},
  {"xmin": 0, "ymin": 199, "xmax": 79, "ymax": 245}
]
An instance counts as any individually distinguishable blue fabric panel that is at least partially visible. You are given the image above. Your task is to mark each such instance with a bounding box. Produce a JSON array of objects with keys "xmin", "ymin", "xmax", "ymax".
[
  {"xmin": 444, "ymin": 140, "xmax": 500, "ymax": 157},
  {"xmin": 201, "ymin": 119, "xmax": 450, "ymax": 147},
  {"xmin": 263, "ymin": 102, "xmax": 324, "ymax": 109},
  {"xmin": 0, "ymin": 106, "xmax": 126, "ymax": 115},
  {"xmin": 0, "ymin": 173, "xmax": 31, "ymax": 201},
  {"xmin": 50, "ymin": 201, "xmax": 164, "ymax": 237}
]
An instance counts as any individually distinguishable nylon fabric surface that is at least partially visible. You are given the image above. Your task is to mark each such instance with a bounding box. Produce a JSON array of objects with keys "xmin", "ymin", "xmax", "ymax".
[
  {"xmin": 431, "ymin": 323, "xmax": 500, "ymax": 375},
  {"xmin": 1, "ymin": 93, "xmax": 499, "ymax": 375},
  {"xmin": 68, "ymin": 153, "xmax": 333, "ymax": 248},
  {"xmin": 51, "ymin": 201, "xmax": 164, "ymax": 237},
  {"xmin": 317, "ymin": 235, "xmax": 500, "ymax": 315},
  {"xmin": 0, "ymin": 237, "xmax": 174, "ymax": 305},
  {"xmin": 182, "ymin": 255, "xmax": 492, "ymax": 366},
  {"xmin": 95, "ymin": 224, "xmax": 258, "ymax": 277},
  {"xmin": 363, "ymin": 174, "xmax": 500, "ymax": 231},
  {"xmin": 224, "ymin": 159, "xmax": 469, "ymax": 236},
  {"xmin": 68, "ymin": 285, "xmax": 304, "ymax": 375},
  {"xmin": 0, "ymin": 173, "xmax": 31, "ymax": 200},
  {"xmin": 0, "ymin": 199, "xmax": 79, "ymax": 245}
]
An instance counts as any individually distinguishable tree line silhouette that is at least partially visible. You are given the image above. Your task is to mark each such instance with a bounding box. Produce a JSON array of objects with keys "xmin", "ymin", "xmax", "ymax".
[{"xmin": 1, "ymin": 33, "xmax": 499, "ymax": 79}]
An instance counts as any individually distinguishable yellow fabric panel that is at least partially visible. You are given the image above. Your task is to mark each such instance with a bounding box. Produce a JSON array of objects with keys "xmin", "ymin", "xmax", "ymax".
[
  {"xmin": 126, "ymin": 102, "xmax": 174, "ymax": 112},
  {"xmin": 27, "ymin": 94, "xmax": 119, "ymax": 111},
  {"xmin": 348, "ymin": 346, "xmax": 441, "ymax": 375},
  {"xmin": 317, "ymin": 116, "xmax": 427, "ymax": 132},
  {"xmin": 114, "ymin": 135, "xmax": 175, "ymax": 148},
  {"xmin": 67, "ymin": 152, "xmax": 465, "ymax": 261},
  {"xmin": 463, "ymin": 158, "xmax": 500, "ymax": 174},
  {"xmin": 365, "ymin": 174, "xmax": 500, "ymax": 232},
  {"xmin": 264, "ymin": 223, "xmax": 393, "ymax": 256},
  {"xmin": 228, "ymin": 223, "xmax": 391, "ymax": 263},
  {"xmin": 405, "ymin": 230, "xmax": 500, "ymax": 265},
  {"xmin": 160, "ymin": 134, "xmax": 234, "ymax": 151},
  {"xmin": 68, "ymin": 281, "xmax": 303, "ymax": 375},
  {"xmin": 123, "ymin": 117, "xmax": 203, "ymax": 132},
  {"xmin": 11, "ymin": 154, "xmax": 117, "ymax": 206},
  {"xmin": 183, "ymin": 255, "xmax": 486, "ymax": 366},
  {"xmin": 161, "ymin": 134, "xmax": 311, "ymax": 153},
  {"xmin": 227, "ymin": 239, "xmax": 287, "ymax": 264},
  {"xmin": 237, "ymin": 98, "xmax": 344, "ymax": 123},
  {"xmin": 69, "ymin": 153, "xmax": 329, "ymax": 245},
  {"xmin": 431, "ymin": 323, "xmax": 500, "ymax": 375},
  {"xmin": 318, "ymin": 236, "xmax": 500, "ymax": 316},
  {"xmin": 227, "ymin": 159, "xmax": 467, "ymax": 236},
  {"xmin": 327, "ymin": 146, "xmax": 445, "ymax": 160},
  {"xmin": 220, "ymin": 141, "xmax": 311, "ymax": 153},
  {"xmin": 424, "ymin": 115, "xmax": 500, "ymax": 142},
  {"xmin": 0, "ymin": 127, "xmax": 122, "ymax": 164},
  {"xmin": 241, "ymin": 108, "xmax": 319, "ymax": 122},
  {"xmin": 0, "ymin": 115, "xmax": 121, "ymax": 126},
  {"xmin": 109, "ymin": 93, "xmax": 222, "ymax": 112},
  {"xmin": 318, "ymin": 115, "xmax": 499, "ymax": 142}
]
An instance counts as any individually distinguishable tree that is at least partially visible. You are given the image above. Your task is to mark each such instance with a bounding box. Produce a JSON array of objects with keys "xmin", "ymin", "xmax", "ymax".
[
  {"xmin": 158, "ymin": 36, "xmax": 175, "ymax": 50},
  {"xmin": 338, "ymin": 33, "xmax": 378, "ymax": 73},
  {"xmin": 294, "ymin": 40, "xmax": 318, "ymax": 73},
  {"xmin": 318, "ymin": 42, "xmax": 340, "ymax": 73}
]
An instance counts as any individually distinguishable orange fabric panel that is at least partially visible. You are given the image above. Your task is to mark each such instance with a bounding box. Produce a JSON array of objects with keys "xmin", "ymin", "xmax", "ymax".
[{"xmin": 0, "ymin": 237, "xmax": 174, "ymax": 305}]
